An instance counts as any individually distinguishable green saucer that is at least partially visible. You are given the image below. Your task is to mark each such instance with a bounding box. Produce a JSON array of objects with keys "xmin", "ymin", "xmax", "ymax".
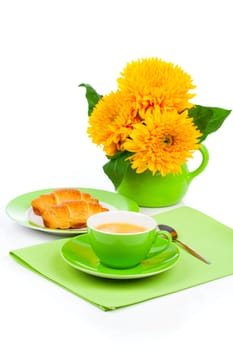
[{"xmin": 60, "ymin": 234, "xmax": 180, "ymax": 279}]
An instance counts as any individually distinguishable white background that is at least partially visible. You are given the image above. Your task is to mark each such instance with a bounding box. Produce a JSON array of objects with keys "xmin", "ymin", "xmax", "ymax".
[{"xmin": 0, "ymin": 1, "xmax": 232, "ymax": 349}]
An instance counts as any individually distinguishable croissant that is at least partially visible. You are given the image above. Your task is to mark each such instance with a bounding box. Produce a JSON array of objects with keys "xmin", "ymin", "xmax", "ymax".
[
  {"xmin": 41, "ymin": 200, "xmax": 108, "ymax": 229},
  {"xmin": 31, "ymin": 188, "xmax": 98, "ymax": 215}
]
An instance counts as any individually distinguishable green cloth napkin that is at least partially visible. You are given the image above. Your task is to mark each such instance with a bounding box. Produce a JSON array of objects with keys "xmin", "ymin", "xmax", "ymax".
[{"xmin": 9, "ymin": 206, "xmax": 233, "ymax": 311}]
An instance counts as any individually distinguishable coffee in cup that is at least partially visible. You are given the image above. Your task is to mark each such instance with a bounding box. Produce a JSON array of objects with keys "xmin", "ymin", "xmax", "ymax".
[{"xmin": 87, "ymin": 210, "xmax": 172, "ymax": 269}]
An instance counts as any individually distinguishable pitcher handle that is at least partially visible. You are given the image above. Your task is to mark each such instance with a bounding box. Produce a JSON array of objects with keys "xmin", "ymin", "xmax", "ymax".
[{"xmin": 189, "ymin": 144, "xmax": 209, "ymax": 182}]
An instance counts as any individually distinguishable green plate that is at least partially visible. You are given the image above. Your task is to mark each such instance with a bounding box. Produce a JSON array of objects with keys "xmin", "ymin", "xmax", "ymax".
[
  {"xmin": 6, "ymin": 187, "xmax": 139, "ymax": 236},
  {"xmin": 61, "ymin": 234, "xmax": 180, "ymax": 279}
]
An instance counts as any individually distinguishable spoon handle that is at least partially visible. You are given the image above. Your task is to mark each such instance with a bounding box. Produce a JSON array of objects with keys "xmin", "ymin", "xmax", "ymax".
[
  {"xmin": 176, "ymin": 239, "xmax": 211, "ymax": 264},
  {"xmin": 157, "ymin": 224, "xmax": 211, "ymax": 264}
]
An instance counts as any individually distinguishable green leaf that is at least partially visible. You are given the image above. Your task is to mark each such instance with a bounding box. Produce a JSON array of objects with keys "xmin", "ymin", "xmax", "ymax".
[
  {"xmin": 188, "ymin": 105, "xmax": 231, "ymax": 142},
  {"xmin": 79, "ymin": 83, "xmax": 102, "ymax": 116},
  {"xmin": 103, "ymin": 152, "xmax": 131, "ymax": 189}
]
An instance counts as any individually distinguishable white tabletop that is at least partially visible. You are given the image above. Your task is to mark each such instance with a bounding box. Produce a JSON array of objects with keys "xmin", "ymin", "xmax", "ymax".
[{"xmin": 1, "ymin": 1, "xmax": 233, "ymax": 349}]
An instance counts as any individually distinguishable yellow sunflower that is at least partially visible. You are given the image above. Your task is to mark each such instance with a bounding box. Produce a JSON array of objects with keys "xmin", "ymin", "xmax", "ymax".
[
  {"xmin": 87, "ymin": 90, "xmax": 141, "ymax": 156},
  {"xmin": 117, "ymin": 57, "xmax": 196, "ymax": 113},
  {"xmin": 124, "ymin": 107, "xmax": 202, "ymax": 176}
]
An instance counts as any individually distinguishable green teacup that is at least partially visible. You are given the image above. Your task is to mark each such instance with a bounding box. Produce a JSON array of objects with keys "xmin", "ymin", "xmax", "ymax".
[{"xmin": 87, "ymin": 210, "xmax": 172, "ymax": 269}]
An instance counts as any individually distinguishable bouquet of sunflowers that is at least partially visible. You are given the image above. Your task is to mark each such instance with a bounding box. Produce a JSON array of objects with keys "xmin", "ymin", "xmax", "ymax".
[{"xmin": 81, "ymin": 58, "xmax": 231, "ymax": 189}]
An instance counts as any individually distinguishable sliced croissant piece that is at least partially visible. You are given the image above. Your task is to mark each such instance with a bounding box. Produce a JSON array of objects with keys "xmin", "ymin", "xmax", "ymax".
[
  {"xmin": 31, "ymin": 188, "xmax": 98, "ymax": 215},
  {"xmin": 41, "ymin": 200, "xmax": 108, "ymax": 229}
]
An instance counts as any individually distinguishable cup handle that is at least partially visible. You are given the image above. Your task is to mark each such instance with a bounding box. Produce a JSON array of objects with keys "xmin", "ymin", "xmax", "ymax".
[
  {"xmin": 188, "ymin": 144, "xmax": 209, "ymax": 182},
  {"xmin": 146, "ymin": 229, "xmax": 172, "ymax": 258},
  {"xmin": 157, "ymin": 230, "xmax": 172, "ymax": 247}
]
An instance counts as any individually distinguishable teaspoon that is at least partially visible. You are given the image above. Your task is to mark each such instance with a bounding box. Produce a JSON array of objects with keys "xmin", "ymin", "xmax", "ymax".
[{"xmin": 158, "ymin": 224, "xmax": 211, "ymax": 264}]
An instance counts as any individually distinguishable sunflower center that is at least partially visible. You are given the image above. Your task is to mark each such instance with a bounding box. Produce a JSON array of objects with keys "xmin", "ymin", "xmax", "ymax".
[{"xmin": 162, "ymin": 135, "xmax": 174, "ymax": 146}]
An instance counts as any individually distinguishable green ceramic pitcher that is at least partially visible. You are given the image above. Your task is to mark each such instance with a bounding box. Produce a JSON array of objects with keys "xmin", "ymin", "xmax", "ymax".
[{"xmin": 117, "ymin": 144, "xmax": 209, "ymax": 207}]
